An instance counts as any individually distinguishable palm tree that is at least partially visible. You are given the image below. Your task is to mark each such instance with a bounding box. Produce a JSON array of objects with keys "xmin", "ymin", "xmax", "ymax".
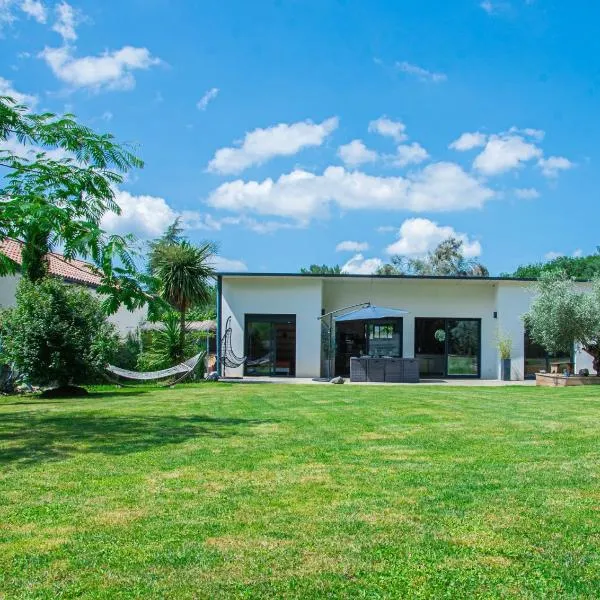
[{"xmin": 151, "ymin": 240, "xmax": 216, "ymax": 361}]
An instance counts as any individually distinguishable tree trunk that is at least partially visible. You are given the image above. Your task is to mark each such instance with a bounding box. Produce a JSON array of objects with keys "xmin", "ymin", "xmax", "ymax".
[
  {"xmin": 179, "ymin": 308, "xmax": 186, "ymax": 362},
  {"xmin": 583, "ymin": 344, "xmax": 600, "ymax": 376},
  {"xmin": 22, "ymin": 229, "xmax": 50, "ymax": 282}
]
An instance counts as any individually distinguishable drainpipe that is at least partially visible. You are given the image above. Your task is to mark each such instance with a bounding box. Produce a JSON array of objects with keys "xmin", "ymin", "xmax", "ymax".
[{"xmin": 216, "ymin": 275, "xmax": 222, "ymax": 377}]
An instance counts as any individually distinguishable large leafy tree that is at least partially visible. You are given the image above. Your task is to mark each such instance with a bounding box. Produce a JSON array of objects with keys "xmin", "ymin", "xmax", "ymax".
[
  {"xmin": 0, "ymin": 278, "xmax": 119, "ymax": 390},
  {"xmin": 377, "ymin": 237, "xmax": 489, "ymax": 277},
  {"xmin": 149, "ymin": 223, "xmax": 216, "ymax": 361},
  {"xmin": 0, "ymin": 96, "xmax": 151, "ymax": 312},
  {"xmin": 506, "ymin": 248, "xmax": 600, "ymax": 280},
  {"xmin": 525, "ymin": 271, "xmax": 600, "ymax": 375},
  {"xmin": 300, "ymin": 264, "xmax": 342, "ymax": 275}
]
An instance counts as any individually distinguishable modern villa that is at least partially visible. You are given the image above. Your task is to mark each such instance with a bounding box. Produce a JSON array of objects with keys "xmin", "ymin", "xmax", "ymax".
[{"xmin": 217, "ymin": 273, "xmax": 596, "ymax": 381}]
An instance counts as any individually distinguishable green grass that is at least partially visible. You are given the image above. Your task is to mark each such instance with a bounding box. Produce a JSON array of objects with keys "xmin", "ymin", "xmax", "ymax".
[{"xmin": 1, "ymin": 384, "xmax": 600, "ymax": 598}]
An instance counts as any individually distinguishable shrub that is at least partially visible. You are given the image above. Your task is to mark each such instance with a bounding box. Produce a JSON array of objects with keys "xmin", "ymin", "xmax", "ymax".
[
  {"xmin": 0, "ymin": 278, "xmax": 119, "ymax": 387},
  {"xmin": 113, "ymin": 332, "xmax": 142, "ymax": 370}
]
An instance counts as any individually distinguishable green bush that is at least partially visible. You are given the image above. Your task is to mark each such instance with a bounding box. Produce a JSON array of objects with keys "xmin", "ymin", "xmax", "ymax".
[
  {"xmin": 113, "ymin": 332, "xmax": 142, "ymax": 370},
  {"xmin": 0, "ymin": 278, "xmax": 119, "ymax": 387}
]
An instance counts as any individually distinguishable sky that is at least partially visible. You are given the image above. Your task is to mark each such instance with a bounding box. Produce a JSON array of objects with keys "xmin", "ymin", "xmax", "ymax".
[{"xmin": 1, "ymin": 0, "xmax": 598, "ymax": 275}]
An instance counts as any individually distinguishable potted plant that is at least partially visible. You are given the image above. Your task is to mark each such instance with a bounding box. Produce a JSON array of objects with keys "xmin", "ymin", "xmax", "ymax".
[{"xmin": 496, "ymin": 330, "xmax": 513, "ymax": 381}]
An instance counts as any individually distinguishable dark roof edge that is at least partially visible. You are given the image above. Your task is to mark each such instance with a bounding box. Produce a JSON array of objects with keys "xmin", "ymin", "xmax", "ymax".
[{"xmin": 217, "ymin": 272, "xmax": 544, "ymax": 282}]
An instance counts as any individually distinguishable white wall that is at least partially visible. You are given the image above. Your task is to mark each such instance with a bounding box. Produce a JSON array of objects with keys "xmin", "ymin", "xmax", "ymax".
[
  {"xmin": 0, "ymin": 274, "xmax": 145, "ymax": 337},
  {"xmin": 323, "ymin": 277, "xmax": 499, "ymax": 379},
  {"xmin": 221, "ymin": 277, "xmax": 323, "ymax": 378}
]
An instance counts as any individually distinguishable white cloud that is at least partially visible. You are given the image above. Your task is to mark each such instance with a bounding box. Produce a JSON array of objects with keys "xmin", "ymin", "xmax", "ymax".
[
  {"xmin": 341, "ymin": 253, "xmax": 383, "ymax": 275},
  {"xmin": 391, "ymin": 142, "xmax": 429, "ymax": 167},
  {"xmin": 368, "ymin": 116, "xmax": 407, "ymax": 143},
  {"xmin": 538, "ymin": 156, "xmax": 573, "ymax": 178},
  {"xmin": 449, "ymin": 132, "xmax": 487, "ymax": 151},
  {"xmin": 336, "ymin": 240, "xmax": 369, "ymax": 252},
  {"xmin": 509, "ymin": 126, "xmax": 545, "ymax": 141},
  {"xmin": 207, "ymin": 162, "xmax": 495, "ymax": 222},
  {"xmin": 52, "ymin": 1, "xmax": 76, "ymax": 41},
  {"xmin": 100, "ymin": 110, "xmax": 113, "ymax": 121},
  {"xmin": 395, "ymin": 61, "xmax": 447, "ymax": 83},
  {"xmin": 21, "ymin": 0, "xmax": 46, "ymax": 23},
  {"xmin": 376, "ymin": 225, "xmax": 396, "ymax": 233},
  {"xmin": 40, "ymin": 45, "xmax": 161, "ymax": 92},
  {"xmin": 337, "ymin": 139, "xmax": 378, "ymax": 167},
  {"xmin": 385, "ymin": 218, "xmax": 481, "ymax": 258},
  {"xmin": 101, "ymin": 190, "xmax": 179, "ymax": 238},
  {"xmin": 0, "ymin": 76, "xmax": 37, "ymax": 106},
  {"xmin": 573, "ymin": 249, "xmax": 583, "ymax": 258},
  {"xmin": 514, "ymin": 187, "xmax": 540, "ymax": 199},
  {"xmin": 544, "ymin": 251, "xmax": 562, "ymax": 260},
  {"xmin": 197, "ymin": 87, "xmax": 219, "ymax": 111},
  {"xmin": 207, "ymin": 116, "xmax": 339, "ymax": 175},
  {"xmin": 480, "ymin": 1, "xmax": 510, "ymax": 14},
  {"xmin": 473, "ymin": 133, "xmax": 542, "ymax": 175},
  {"xmin": 209, "ymin": 256, "xmax": 248, "ymax": 273}
]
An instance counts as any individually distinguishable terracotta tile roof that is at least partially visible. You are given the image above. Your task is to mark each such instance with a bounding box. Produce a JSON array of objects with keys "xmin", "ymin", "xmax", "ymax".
[{"xmin": 0, "ymin": 238, "xmax": 102, "ymax": 287}]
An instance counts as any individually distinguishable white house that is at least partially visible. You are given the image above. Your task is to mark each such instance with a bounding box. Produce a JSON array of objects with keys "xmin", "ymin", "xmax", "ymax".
[
  {"xmin": 217, "ymin": 273, "xmax": 596, "ymax": 381},
  {"xmin": 0, "ymin": 239, "xmax": 145, "ymax": 336}
]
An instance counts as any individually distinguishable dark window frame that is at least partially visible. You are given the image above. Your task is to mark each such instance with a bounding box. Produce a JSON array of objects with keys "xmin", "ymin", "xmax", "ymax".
[
  {"xmin": 244, "ymin": 314, "xmax": 297, "ymax": 377},
  {"xmin": 414, "ymin": 317, "xmax": 482, "ymax": 379}
]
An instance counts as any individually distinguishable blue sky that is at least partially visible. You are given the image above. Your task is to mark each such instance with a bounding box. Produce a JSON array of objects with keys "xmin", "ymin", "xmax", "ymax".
[{"xmin": 1, "ymin": 0, "xmax": 598, "ymax": 274}]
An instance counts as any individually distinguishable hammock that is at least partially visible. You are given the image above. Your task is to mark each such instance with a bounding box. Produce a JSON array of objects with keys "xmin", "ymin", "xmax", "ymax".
[
  {"xmin": 219, "ymin": 316, "xmax": 246, "ymax": 376},
  {"xmin": 106, "ymin": 352, "xmax": 204, "ymax": 386}
]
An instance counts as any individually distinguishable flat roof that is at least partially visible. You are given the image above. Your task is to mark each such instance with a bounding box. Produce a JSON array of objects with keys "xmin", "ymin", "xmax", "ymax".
[{"xmin": 217, "ymin": 272, "xmax": 539, "ymax": 282}]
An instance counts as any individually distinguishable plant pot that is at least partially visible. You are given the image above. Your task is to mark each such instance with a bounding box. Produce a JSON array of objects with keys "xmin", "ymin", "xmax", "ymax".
[{"xmin": 501, "ymin": 358, "xmax": 511, "ymax": 381}]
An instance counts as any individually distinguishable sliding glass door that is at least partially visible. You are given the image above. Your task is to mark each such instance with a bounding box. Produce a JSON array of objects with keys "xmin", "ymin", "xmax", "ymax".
[
  {"xmin": 244, "ymin": 315, "xmax": 296, "ymax": 377},
  {"xmin": 415, "ymin": 318, "xmax": 481, "ymax": 378}
]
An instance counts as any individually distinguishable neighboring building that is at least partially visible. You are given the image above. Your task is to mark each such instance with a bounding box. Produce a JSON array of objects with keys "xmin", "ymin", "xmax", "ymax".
[
  {"xmin": 217, "ymin": 273, "xmax": 596, "ymax": 380},
  {"xmin": 0, "ymin": 239, "xmax": 145, "ymax": 336}
]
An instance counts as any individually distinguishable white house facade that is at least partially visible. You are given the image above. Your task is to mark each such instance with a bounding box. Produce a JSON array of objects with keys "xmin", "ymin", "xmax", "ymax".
[{"xmin": 218, "ymin": 273, "xmax": 596, "ymax": 381}]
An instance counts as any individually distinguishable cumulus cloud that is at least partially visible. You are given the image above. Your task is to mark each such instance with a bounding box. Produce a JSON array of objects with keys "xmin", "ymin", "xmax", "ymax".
[
  {"xmin": 341, "ymin": 253, "xmax": 383, "ymax": 275},
  {"xmin": 391, "ymin": 142, "xmax": 429, "ymax": 167},
  {"xmin": 473, "ymin": 133, "xmax": 542, "ymax": 175},
  {"xmin": 368, "ymin": 116, "xmax": 407, "ymax": 143},
  {"xmin": 544, "ymin": 251, "xmax": 562, "ymax": 260},
  {"xmin": 514, "ymin": 187, "xmax": 540, "ymax": 199},
  {"xmin": 385, "ymin": 218, "xmax": 481, "ymax": 258},
  {"xmin": 395, "ymin": 61, "xmax": 447, "ymax": 83},
  {"xmin": 207, "ymin": 162, "xmax": 495, "ymax": 222},
  {"xmin": 52, "ymin": 1, "xmax": 76, "ymax": 41},
  {"xmin": 337, "ymin": 139, "xmax": 378, "ymax": 167},
  {"xmin": 21, "ymin": 0, "xmax": 46, "ymax": 23},
  {"xmin": 538, "ymin": 156, "xmax": 574, "ymax": 178},
  {"xmin": 0, "ymin": 135, "xmax": 71, "ymax": 161},
  {"xmin": 39, "ymin": 45, "xmax": 161, "ymax": 92},
  {"xmin": 207, "ymin": 117, "xmax": 339, "ymax": 175},
  {"xmin": 197, "ymin": 87, "xmax": 219, "ymax": 111},
  {"xmin": 336, "ymin": 240, "xmax": 369, "ymax": 252},
  {"xmin": 209, "ymin": 256, "xmax": 248, "ymax": 273},
  {"xmin": 0, "ymin": 76, "xmax": 37, "ymax": 106},
  {"xmin": 449, "ymin": 132, "xmax": 487, "ymax": 151}
]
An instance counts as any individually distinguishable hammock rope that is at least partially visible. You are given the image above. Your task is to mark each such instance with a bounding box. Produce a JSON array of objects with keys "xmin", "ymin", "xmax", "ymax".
[{"xmin": 106, "ymin": 352, "xmax": 204, "ymax": 387}]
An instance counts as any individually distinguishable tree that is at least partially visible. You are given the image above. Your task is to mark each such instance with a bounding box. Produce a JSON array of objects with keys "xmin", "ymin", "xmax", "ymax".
[
  {"xmin": 506, "ymin": 248, "xmax": 600, "ymax": 280},
  {"xmin": 0, "ymin": 96, "xmax": 150, "ymax": 312},
  {"xmin": 377, "ymin": 237, "xmax": 489, "ymax": 277},
  {"xmin": 300, "ymin": 264, "xmax": 342, "ymax": 275},
  {"xmin": 524, "ymin": 271, "xmax": 600, "ymax": 375},
  {"xmin": 149, "ymin": 235, "xmax": 216, "ymax": 361},
  {"xmin": 0, "ymin": 278, "xmax": 119, "ymax": 392}
]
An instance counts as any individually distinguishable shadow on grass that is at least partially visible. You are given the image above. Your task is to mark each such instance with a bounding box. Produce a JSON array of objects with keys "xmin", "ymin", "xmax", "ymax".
[{"xmin": 0, "ymin": 411, "xmax": 276, "ymax": 466}]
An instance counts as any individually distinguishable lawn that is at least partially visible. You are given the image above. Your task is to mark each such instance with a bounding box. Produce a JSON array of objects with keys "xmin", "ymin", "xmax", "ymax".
[{"xmin": 1, "ymin": 384, "xmax": 599, "ymax": 599}]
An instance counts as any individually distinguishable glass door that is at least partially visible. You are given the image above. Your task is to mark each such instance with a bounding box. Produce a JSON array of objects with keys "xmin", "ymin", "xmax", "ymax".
[
  {"xmin": 244, "ymin": 315, "xmax": 296, "ymax": 377},
  {"xmin": 446, "ymin": 319, "xmax": 480, "ymax": 377},
  {"xmin": 415, "ymin": 318, "xmax": 481, "ymax": 378}
]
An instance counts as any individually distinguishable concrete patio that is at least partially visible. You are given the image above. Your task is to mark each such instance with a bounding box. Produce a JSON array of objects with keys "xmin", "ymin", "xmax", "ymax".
[{"xmin": 221, "ymin": 377, "xmax": 536, "ymax": 386}]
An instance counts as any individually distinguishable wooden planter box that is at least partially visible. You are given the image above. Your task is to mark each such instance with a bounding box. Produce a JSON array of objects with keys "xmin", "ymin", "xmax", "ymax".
[{"xmin": 536, "ymin": 373, "xmax": 600, "ymax": 387}]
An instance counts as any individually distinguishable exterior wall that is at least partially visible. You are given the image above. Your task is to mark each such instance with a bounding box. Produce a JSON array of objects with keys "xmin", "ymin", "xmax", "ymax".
[
  {"xmin": 0, "ymin": 275, "xmax": 19, "ymax": 309},
  {"xmin": 494, "ymin": 283, "xmax": 532, "ymax": 380},
  {"xmin": 323, "ymin": 278, "xmax": 499, "ymax": 379},
  {"xmin": 220, "ymin": 277, "xmax": 323, "ymax": 378},
  {"xmin": 0, "ymin": 274, "xmax": 145, "ymax": 336}
]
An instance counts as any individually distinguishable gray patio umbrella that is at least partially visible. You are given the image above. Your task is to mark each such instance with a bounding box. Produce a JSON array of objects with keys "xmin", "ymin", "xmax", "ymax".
[{"xmin": 334, "ymin": 305, "xmax": 408, "ymax": 322}]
